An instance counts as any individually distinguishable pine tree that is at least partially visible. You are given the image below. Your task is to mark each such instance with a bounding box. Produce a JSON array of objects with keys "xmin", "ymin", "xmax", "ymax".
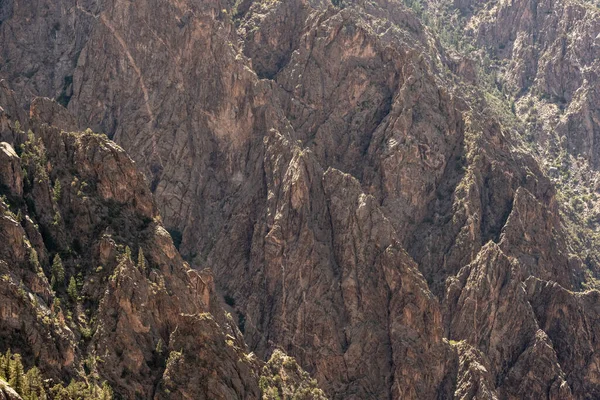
[
  {"xmin": 67, "ymin": 276, "xmax": 78, "ymax": 301},
  {"xmin": 137, "ymin": 247, "xmax": 146, "ymax": 272},
  {"xmin": 155, "ymin": 338, "xmax": 164, "ymax": 356},
  {"xmin": 2, "ymin": 349, "xmax": 11, "ymax": 381},
  {"xmin": 53, "ymin": 179, "xmax": 62, "ymax": 202},
  {"xmin": 51, "ymin": 254, "xmax": 65, "ymax": 287},
  {"xmin": 52, "ymin": 297, "xmax": 61, "ymax": 314},
  {"xmin": 9, "ymin": 353, "xmax": 25, "ymax": 395},
  {"xmin": 29, "ymin": 247, "xmax": 40, "ymax": 270},
  {"xmin": 124, "ymin": 246, "xmax": 132, "ymax": 262},
  {"xmin": 0, "ymin": 352, "xmax": 4, "ymax": 380},
  {"xmin": 25, "ymin": 366, "xmax": 44, "ymax": 400}
]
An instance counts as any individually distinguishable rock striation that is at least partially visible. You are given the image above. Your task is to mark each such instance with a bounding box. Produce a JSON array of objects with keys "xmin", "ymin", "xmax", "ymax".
[
  {"xmin": 1, "ymin": 0, "xmax": 600, "ymax": 399},
  {"xmin": 0, "ymin": 92, "xmax": 318, "ymax": 399}
]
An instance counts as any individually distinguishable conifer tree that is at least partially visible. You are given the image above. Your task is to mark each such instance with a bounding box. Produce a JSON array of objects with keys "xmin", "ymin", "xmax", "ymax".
[
  {"xmin": 0, "ymin": 352, "xmax": 4, "ymax": 380},
  {"xmin": 67, "ymin": 276, "xmax": 78, "ymax": 301},
  {"xmin": 101, "ymin": 381, "xmax": 113, "ymax": 400},
  {"xmin": 53, "ymin": 179, "xmax": 61, "ymax": 202},
  {"xmin": 25, "ymin": 366, "xmax": 44, "ymax": 400},
  {"xmin": 2, "ymin": 349, "xmax": 11, "ymax": 381},
  {"xmin": 9, "ymin": 353, "xmax": 25, "ymax": 395},
  {"xmin": 29, "ymin": 247, "xmax": 40, "ymax": 270},
  {"xmin": 51, "ymin": 254, "xmax": 65, "ymax": 288},
  {"xmin": 137, "ymin": 247, "xmax": 146, "ymax": 272}
]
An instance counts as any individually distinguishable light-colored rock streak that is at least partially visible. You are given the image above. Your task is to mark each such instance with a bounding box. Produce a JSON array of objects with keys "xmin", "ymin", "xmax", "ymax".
[
  {"xmin": 100, "ymin": 13, "xmax": 163, "ymax": 167},
  {"xmin": 75, "ymin": 4, "xmax": 99, "ymax": 19},
  {"xmin": 99, "ymin": 14, "xmax": 154, "ymax": 123}
]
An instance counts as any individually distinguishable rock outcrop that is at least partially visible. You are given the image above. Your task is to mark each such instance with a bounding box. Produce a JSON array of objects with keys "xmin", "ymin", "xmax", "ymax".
[
  {"xmin": 526, "ymin": 277, "xmax": 600, "ymax": 398},
  {"xmin": 445, "ymin": 243, "xmax": 572, "ymax": 399},
  {"xmin": 0, "ymin": 92, "xmax": 318, "ymax": 399},
  {"xmin": 0, "ymin": 380, "xmax": 21, "ymax": 400},
  {"xmin": 2, "ymin": 0, "xmax": 600, "ymax": 399}
]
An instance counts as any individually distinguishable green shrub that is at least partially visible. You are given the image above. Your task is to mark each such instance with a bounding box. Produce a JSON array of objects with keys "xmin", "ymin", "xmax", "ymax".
[{"xmin": 137, "ymin": 247, "xmax": 146, "ymax": 272}]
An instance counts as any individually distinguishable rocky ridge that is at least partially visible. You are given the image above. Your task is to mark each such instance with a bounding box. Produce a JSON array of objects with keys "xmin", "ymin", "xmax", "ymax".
[
  {"xmin": 0, "ymin": 84, "xmax": 321, "ymax": 399},
  {"xmin": 1, "ymin": 0, "xmax": 600, "ymax": 399}
]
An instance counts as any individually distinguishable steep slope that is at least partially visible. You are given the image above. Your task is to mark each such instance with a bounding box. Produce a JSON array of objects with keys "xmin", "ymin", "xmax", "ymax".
[
  {"xmin": 435, "ymin": 0, "xmax": 600, "ymax": 278},
  {"xmin": 1, "ymin": 0, "xmax": 600, "ymax": 399},
  {"xmin": 0, "ymin": 86, "xmax": 322, "ymax": 399}
]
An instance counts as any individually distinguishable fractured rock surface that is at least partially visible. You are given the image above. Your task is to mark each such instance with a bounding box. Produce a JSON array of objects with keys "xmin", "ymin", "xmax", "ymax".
[{"xmin": 1, "ymin": 0, "xmax": 600, "ymax": 399}]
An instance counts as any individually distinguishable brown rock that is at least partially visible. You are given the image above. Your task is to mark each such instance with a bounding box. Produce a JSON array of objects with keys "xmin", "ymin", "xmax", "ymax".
[
  {"xmin": 29, "ymin": 97, "xmax": 78, "ymax": 132},
  {"xmin": 452, "ymin": 341, "xmax": 498, "ymax": 400},
  {"xmin": 2, "ymin": 0, "xmax": 600, "ymax": 399},
  {"xmin": 526, "ymin": 277, "xmax": 600, "ymax": 398},
  {"xmin": 446, "ymin": 243, "xmax": 571, "ymax": 398},
  {"xmin": 0, "ymin": 142, "xmax": 22, "ymax": 197}
]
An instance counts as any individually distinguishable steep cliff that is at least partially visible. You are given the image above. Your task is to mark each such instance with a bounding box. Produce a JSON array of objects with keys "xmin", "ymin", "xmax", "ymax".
[
  {"xmin": 1, "ymin": 0, "xmax": 600, "ymax": 399},
  {"xmin": 0, "ymin": 87, "xmax": 320, "ymax": 399}
]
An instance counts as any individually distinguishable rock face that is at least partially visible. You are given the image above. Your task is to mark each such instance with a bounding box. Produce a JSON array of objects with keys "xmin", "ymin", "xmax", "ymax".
[
  {"xmin": 0, "ymin": 142, "xmax": 22, "ymax": 197},
  {"xmin": 2, "ymin": 0, "xmax": 600, "ymax": 399},
  {"xmin": 526, "ymin": 277, "xmax": 600, "ymax": 398},
  {"xmin": 0, "ymin": 93, "xmax": 318, "ymax": 399},
  {"xmin": 0, "ymin": 380, "xmax": 21, "ymax": 400},
  {"xmin": 445, "ymin": 243, "xmax": 572, "ymax": 399}
]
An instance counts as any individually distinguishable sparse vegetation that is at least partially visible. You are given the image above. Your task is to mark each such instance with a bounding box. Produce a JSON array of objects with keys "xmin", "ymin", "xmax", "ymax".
[
  {"xmin": 0, "ymin": 349, "xmax": 113, "ymax": 399},
  {"xmin": 259, "ymin": 350, "xmax": 327, "ymax": 400}
]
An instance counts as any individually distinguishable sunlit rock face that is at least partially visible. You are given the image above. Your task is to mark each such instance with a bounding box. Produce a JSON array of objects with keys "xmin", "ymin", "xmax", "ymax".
[{"xmin": 2, "ymin": 0, "xmax": 600, "ymax": 398}]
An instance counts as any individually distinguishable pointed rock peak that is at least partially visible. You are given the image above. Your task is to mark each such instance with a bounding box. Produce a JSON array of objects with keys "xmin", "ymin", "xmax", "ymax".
[{"xmin": 473, "ymin": 240, "xmax": 509, "ymax": 265}]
